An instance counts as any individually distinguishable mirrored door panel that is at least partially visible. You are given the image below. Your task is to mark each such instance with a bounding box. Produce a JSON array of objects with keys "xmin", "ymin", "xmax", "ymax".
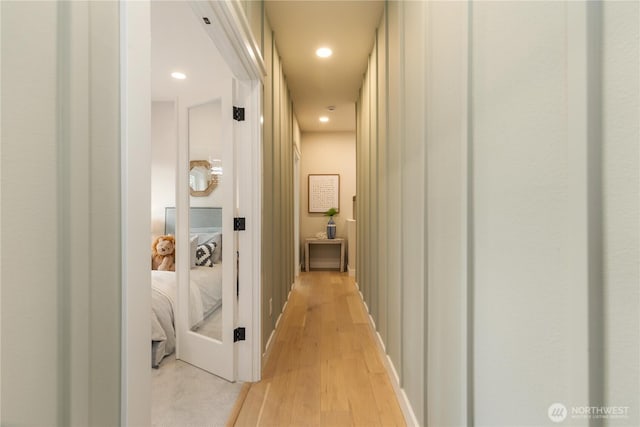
[
  {"xmin": 187, "ymin": 100, "xmax": 224, "ymax": 342},
  {"xmin": 177, "ymin": 77, "xmax": 236, "ymax": 381}
]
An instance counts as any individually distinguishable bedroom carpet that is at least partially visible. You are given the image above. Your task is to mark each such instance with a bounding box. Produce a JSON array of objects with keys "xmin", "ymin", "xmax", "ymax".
[{"xmin": 152, "ymin": 354, "xmax": 244, "ymax": 427}]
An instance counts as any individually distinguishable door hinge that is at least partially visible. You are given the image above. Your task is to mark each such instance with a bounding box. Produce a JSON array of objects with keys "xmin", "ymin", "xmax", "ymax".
[
  {"xmin": 234, "ymin": 327, "xmax": 246, "ymax": 342},
  {"xmin": 234, "ymin": 217, "xmax": 246, "ymax": 231},
  {"xmin": 233, "ymin": 106, "xmax": 245, "ymax": 121}
]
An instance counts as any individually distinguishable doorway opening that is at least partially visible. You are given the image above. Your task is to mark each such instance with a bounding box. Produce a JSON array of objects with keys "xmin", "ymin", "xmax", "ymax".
[{"xmin": 123, "ymin": 0, "xmax": 264, "ymax": 424}]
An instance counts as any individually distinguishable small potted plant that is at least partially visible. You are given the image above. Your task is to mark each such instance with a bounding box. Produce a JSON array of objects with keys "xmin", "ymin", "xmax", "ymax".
[{"xmin": 324, "ymin": 207, "xmax": 338, "ymax": 239}]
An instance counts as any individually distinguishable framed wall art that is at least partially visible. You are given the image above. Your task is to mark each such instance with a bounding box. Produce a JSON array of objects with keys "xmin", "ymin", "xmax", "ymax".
[{"xmin": 308, "ymin": 174, "xmax": 340, "ymax": 213}]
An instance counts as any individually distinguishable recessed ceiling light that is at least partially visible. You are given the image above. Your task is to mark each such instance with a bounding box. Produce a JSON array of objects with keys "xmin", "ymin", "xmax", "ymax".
[
  {"xmin": 316, "ymin": 47, "xmax": 332, "ymax": 58},
  {"xmin": 171, "ymin": 72, "xmax": 186, "ymax": 80},
  {"xmin": 319, "ymin": 116, "xmax": 329, "ymax": 123},
  {"xmin": 327, "ymin": 105, "xmax": 336, "ymax": 111}
]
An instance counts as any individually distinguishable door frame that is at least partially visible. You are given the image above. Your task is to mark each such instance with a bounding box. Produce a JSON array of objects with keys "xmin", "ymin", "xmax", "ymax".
[{"xmin": 120, "ymin": 0, "xmax": 265, "ymax": 424}]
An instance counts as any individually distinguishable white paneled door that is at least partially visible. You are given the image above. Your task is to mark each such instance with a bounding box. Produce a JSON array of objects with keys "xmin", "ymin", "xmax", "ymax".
[{"xmin": 177, "ymin": 77, "xmax": 238, "ymax": 381}]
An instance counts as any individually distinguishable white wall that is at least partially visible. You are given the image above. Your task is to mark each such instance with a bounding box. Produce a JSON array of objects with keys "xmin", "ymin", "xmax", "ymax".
[
  {"xmin": 151, "ymin": 101, "xmax": 176, "ymax": 237},
  {"xmin": 300, "ymin": 131, "xmax": 356, "ymax": 241},
  {"xmin": 150, "ymin": 1, "xmax": 233, "ymax": 237},
  {"xmin": 151, "ymin": 98, "xmax": 223, "ymax": 236},
  {"xmin": 121, "ymin": 1, "xmax": 152, "ymax": 424},
  {"xmin": 472, "ymin": 2, "xmax": 574, "ymax": 423},
  {"xmin": 188, "ymin": 99, "xmax": 223, "ymax": 208}
]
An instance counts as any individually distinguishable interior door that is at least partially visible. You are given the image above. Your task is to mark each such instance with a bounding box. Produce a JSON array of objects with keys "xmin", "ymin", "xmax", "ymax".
[{"xmin": 176, "ymin": 77, "xmax": 237, "ymax": 381}]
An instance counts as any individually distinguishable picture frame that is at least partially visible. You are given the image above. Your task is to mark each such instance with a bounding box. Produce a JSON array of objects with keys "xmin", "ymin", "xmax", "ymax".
[{"xmin": 308, "ymin": 174, "xmax": 340, "ymax": 213}]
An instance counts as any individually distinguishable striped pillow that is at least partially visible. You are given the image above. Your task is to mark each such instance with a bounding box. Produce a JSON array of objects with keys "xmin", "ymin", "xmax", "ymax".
[{"xmin": 195, "ymin": 242, "xmax": 217, "ymax": 267}]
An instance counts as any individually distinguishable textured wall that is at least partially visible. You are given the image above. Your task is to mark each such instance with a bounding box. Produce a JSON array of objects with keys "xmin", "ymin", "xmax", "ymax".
[
  {"xmin": 356, "ymin": 1, "xmax": 639, "ymax": 425},
  {"xmin": 602, "ymin": 0, "xmax": 640, "ymax": 418},
  {"xmin": 260, "ymin": 15, "xmax": 295, "ymax": 353},
  {"xmin": 1, "ymin": 1, "xmax": 123, "ymax": 424},
  {"xmin": 472, "ymin": 3, "xmax": 573, "ymax": 423}
]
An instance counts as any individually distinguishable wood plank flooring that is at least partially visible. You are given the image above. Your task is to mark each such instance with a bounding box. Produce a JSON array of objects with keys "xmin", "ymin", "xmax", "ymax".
[{"xmin": 229, "ymin": 272, "xmax": 406, "ymax": 427}]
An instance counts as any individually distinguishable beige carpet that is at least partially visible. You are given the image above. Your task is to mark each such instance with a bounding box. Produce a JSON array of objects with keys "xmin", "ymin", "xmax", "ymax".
[{"xmin": 152, "ymin": 354, "xmax": 244, "ymax": 427}]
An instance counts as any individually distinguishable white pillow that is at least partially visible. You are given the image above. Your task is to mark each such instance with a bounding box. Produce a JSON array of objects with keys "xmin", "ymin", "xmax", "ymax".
[
  {"xmin": 209, "ymin": 233, "xmax": 222, "ymax": 263},
  {"xmin": 189, "ymin": 235, "xmax": 199, "ymax": 268},
  {"xmin": 194, "ymin": 232, "xmax": 219, "ymax": 245}
]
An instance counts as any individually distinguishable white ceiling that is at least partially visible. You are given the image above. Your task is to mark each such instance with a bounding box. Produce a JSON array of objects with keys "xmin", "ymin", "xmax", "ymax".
[
  {"xmin": 151, "ymin": 1, "xmax": 384, "ymax": 133},
  {"xmin": 265, "ymin": 1, "xmax": 384, "ymax": 132},
  {"xmin": 151, "ymin": 1, "xmax": 231, "ymax": 103}
]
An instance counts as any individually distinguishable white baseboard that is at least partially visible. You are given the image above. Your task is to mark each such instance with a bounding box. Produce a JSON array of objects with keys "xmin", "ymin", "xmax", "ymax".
[
  {"xmin": 275, "ymin": 310, "xmax": 284, "ymax": 329},
  {"xmin": 386, "ymin": 354, "xmax": 399, "ymax": 384},
  {"xmin": 357, "ymin": 286, "xmax": 419, "ymax": 427},
  {"xmin": 263, "ymin": 285, "xmax": 295, "ymax": 365},
  {"xmin": 376, "ymin": 331, "xmax": 386, "ymax": 353},
  {"xmin": 399, "ymin": 388, "xmax": 420, "ymax": 427},
  {"xmin": 373, "ymin": 328, "xmax": 420, "ymax": 427},
  {"xmin": 309, "ymin": 259, "xmax": 340, "ymax": 269},
  {"xmin": 263, "ymin": 328, "xmax": 276, "ymax": 360},
  {"xmin": 348, "ymin": 265, "xmax": 356, "ymax": 277}
]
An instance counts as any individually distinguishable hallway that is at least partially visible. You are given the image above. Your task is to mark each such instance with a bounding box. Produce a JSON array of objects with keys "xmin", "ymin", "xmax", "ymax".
[{"xmin": 229, "ymin": 272, "xmax": 406, "ymax": 426}]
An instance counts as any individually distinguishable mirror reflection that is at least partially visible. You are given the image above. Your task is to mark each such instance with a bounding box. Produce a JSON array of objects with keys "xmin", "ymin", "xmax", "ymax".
[
  {"xmin": 187, "ymin": 100, "xmax": 223, "ymax": 341},
  {"xmin": 189, "ymin": 160, "xmax": 217, "ymax": 196}
]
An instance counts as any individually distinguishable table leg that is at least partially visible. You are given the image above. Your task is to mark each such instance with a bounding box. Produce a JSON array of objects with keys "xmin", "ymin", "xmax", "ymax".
[{"xmin": 305, "ymin": 241, "xmax": 310, "ymax": 272}]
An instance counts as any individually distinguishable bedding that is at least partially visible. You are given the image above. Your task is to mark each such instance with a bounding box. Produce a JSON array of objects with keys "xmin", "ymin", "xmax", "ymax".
[{"xmin": 151, "ymin": 265, "xmax": 222, "ymax": 368}]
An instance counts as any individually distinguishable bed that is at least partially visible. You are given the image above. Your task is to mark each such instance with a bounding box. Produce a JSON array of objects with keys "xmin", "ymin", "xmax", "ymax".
[{"xmin": 151, "ymin": 207, "xmax": 223, "ymax": 368}]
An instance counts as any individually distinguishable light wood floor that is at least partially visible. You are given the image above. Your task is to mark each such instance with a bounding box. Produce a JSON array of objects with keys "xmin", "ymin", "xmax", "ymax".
[{"xmin": 228, "ymin": 271, "xmax": 406, "ymax": 427}]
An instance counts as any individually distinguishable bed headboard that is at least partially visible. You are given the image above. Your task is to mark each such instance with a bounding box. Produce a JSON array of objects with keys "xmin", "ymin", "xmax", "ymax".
[{"xmin": 164, "ymin": 207, "xmax": 223, "ymax": 235}]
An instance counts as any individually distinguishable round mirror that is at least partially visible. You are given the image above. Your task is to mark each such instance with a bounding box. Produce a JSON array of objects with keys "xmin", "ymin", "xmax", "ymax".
[{"xmin": 189, "ymin": 160, "xmax": 217, "ymax": 196}]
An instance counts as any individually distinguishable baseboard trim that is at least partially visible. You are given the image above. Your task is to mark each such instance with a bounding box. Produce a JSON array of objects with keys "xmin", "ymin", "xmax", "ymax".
[
  {"xmin": 348, "ymin": 265, "xmax": 356, "ymax": 277},
  {"xmin": 372, "ymin": 327, "xmax": 419, "ymax": 427},
  {"xmin": 399, "ymin": 387, "xmax": 420, "ymax": 427},
  {"xmin": 263, "ymin": 284, "xmax": 296, "ymax": 365},
  {"xmin": 376, "ymin": 331, "xmax": 386, "ymax": 353},
  {"xmin": 358, "ymin": 287, "xmax": 419, "ymax": 427},
  {"xmin": 262, "ymin": 328, "xmax": 276, "ymax": 368},
  {"xmin": 309, "ymin": 260, "xmax": 341, "ymax": 269},
  {"xmin": 386, "ymin": 354, "xmax": 400, "ymax": 384},
  {"xmin": 369, "ymin": 314, "xmax": 377, "ymax": 331}
]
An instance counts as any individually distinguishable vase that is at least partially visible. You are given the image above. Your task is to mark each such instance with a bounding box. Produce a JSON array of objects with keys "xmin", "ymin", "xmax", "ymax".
[{"xmin": 327, "ymin": 217, "xmax": 336, "ymax": 239}]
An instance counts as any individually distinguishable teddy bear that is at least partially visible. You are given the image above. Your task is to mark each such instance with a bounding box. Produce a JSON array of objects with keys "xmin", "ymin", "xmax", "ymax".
[{"xmin": 151, "ymin": 235, "xmax": 175, "ymax": 271}]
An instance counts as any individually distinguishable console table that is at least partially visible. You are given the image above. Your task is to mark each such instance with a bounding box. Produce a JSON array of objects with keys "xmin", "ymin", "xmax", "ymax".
[{"xmin": 304, "ymin": 238, "xmax": 345, "ymax": 272}]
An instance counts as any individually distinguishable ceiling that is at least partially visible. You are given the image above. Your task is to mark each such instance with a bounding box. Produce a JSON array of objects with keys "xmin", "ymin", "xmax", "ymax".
[
  {"xmin": 151, "ymin": 1, "xmax": 231, "ymax": 102},
  {"xmin": 264, "ymin": 1, "xmax": 384, "ymax": 132}
]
